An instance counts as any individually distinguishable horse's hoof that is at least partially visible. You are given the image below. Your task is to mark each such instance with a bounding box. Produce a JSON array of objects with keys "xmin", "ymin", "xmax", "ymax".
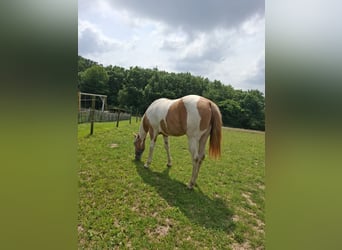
[
  {"xmin": 144, "ymin": 164, "xmax": 149, "ymax": 169},
  {"xmin": 187, "ymin": 184, "xmax": 194, "ymax": 190},
  {"xmin": 166, "ymin": 163, "xmax": 172, "ymax": 168}
]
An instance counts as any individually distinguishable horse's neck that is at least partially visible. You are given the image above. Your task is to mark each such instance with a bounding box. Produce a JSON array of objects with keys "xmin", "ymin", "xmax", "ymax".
[{"xmin": 138, "ymin": 117, "xmax": 148, "ymax": 140}]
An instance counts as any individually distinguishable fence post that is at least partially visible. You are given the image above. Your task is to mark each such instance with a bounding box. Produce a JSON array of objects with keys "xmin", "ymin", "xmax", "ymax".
[
  {"xmin": 90, "ymin": 96, "xmax": 95, "ymax": 135},
  {"xmin": 78, "ymin": 92, "xmax": 80, "ymax": 123},
  {"xmin": 116, "ymin": 110, "xmax": 121, "ymax": 127}
]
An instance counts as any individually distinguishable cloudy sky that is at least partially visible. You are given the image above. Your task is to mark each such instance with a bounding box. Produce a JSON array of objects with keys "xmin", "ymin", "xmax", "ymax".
[{"xmin": 78, "ymin": 0, "xmax": 265, "ymax": 93}]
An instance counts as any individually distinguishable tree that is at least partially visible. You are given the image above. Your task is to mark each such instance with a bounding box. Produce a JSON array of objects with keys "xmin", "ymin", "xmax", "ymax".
[
  {"xmin": 239, "ymin": 90, "xmax": 265, "ymax": 130},
  {"xmin": 79, "ymin": 65, "xmax": 109, "ymax": 94},
  {"xmin": 203, "ymin": 80, "xmax": 229, "ymax": 102},
  {"xmin": 218, "ymin": 99, "xmax": 243, "ymax": 128},
  {"xmin": 106, "ymin": 65, "xmax": 126, "ymax": 107},
  {"xmin": 78, "ymin": 55, "xmax": 98, "ymax": 72},
  {"xmin": 118, "ymin": 86, "xmax": 144, "ymax": 113}
]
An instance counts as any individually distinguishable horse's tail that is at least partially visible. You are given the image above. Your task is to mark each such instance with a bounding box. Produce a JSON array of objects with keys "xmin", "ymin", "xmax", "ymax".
[{"xmin": 209, "ymin": 101, "xmax": 222, "ymax": 159}]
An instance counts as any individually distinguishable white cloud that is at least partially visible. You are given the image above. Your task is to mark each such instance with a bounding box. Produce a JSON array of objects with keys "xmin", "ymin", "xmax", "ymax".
[
  {"xmin": 78, "ymin": 19, "xmax": 132, "ymax": 56},
  {"xmin": 105, "ymin": 0, "xmax": 264, "ymax": 33},
  {"xmin": 78, "ymin": 0, "xmax": 265, "ymax": 92}
]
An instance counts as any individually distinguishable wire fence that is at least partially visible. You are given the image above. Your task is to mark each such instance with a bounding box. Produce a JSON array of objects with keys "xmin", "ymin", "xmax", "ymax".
[{"xmin": 78, "ymin": 109, "xmax": 131, "ymax": 124}]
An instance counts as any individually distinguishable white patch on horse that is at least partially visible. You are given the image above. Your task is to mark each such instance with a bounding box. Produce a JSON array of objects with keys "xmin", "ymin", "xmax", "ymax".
[
  {"xmin": 183, "ymin": 95, "xmax": 207, "ymax": 137},
  {"xmin": 145, "ymin": 98, "xmax": 176, "ymax": 133}
]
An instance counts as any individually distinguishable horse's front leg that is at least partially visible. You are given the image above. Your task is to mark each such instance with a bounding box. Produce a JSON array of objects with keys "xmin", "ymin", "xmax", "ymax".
[
  {"xmin": 144, "ymin": 135, "xmax": 157, "ymax": 168},
  {"xmin": 163, "ymin": 135, "xmax": 172, "ymax": 167}
]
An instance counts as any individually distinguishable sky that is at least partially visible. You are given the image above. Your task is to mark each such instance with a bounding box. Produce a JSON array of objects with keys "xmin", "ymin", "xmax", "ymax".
[{"xmin": 78, "ymin": 0, "xmax": 265, "ymax": 93}]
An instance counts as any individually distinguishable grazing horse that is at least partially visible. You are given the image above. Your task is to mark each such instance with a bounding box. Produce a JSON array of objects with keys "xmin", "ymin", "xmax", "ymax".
[{"xmin": 134, "ymin": 95, "xmax": 222, "ymax": 189}]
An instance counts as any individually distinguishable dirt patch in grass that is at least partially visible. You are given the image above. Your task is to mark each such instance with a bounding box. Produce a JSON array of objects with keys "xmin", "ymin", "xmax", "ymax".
[
  {"xmin": 231, "ymin": 241, "xmax": 251, "ymax": 250},
  {"xmin": 240, "ymin": 208, "xmax": 265, "ymax": 235},
  {"xmin": 154, "ymin": 225, "xmax": 170, "ymax": 237},
  {"xmin": 242, "ymin": 192, "xmax": 258, "ymax": 207},
  {"xmin": 147, "ymin": 218, "xmax": 173, "ymax": 239}
]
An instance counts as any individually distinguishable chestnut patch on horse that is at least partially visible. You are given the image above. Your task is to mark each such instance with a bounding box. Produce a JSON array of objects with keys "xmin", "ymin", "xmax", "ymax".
[
  {"xmin": 142, "ymin": 115, "xmax": 154, "ymax": 140},
  {"xmin": 197, "ymin": 97, "xmax": 212, "ymax": 131},
  {"xmin": 143, "ymin": 115, "xmax": 150, "ymax": 133},
  {"xmin": 160, "ymin": 99, "xmax": 187, "ymax": 136}
]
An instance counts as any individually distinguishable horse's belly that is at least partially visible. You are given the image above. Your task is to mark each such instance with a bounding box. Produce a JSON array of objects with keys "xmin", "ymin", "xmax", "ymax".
[{"xmin": 159, "ymin": 119, "xmax": 186, "ymax": 136}]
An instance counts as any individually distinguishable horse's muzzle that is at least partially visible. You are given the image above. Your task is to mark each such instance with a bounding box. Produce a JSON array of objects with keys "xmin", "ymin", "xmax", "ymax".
[{"xmin": 135, "ymin": 150, "xmax": 143, "ymax": 161}]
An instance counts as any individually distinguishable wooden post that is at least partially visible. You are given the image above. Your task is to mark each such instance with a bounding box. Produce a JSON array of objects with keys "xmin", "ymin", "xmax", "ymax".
[
  {"xmin": 78, "ymin": 92, "xmax": 80, "ymax": 123},
  {"xmin": 90, "ymin": 96, "xmax": 95, "ymax": 135},
  {"xmin": 116, "ymin": 110, "xmax": 121, "ymax": 127},
  {"xmin": 78, "ymin": 92, "xmax": 81, "ymax": 112},
  {"xmin": 100, "ymin": 96, "xmax": 105, "ymax": 112},
  {"xmin": 135, "ymin": 110, "xmax": 138, "ymax": 123},
  {"xmin": 129, "ymin": 108, "xmax": 132, "ymax": 124}
]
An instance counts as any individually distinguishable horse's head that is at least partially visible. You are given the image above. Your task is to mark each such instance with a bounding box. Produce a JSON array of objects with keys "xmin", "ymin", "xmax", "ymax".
[{"xmin": 133, "ymin": 133, "xmax": 145, "ymax": 161}]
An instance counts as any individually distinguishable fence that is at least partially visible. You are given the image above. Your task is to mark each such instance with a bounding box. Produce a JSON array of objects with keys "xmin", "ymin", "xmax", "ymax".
[{"xmin": 78, "ymin": 109, "xmax": 131, "ymax": 124}]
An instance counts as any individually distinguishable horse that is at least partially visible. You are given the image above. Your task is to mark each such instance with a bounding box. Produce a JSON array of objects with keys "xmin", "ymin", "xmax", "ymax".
[{"xmin": 134, "ymin": 95, "xmax": 222, "ymax": 189}]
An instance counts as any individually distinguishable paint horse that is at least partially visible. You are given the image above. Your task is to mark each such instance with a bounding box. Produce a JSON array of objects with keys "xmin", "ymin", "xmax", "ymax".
[{"xmin": 134, "ymin": 95, "xmax": 222, "ymax": 189}]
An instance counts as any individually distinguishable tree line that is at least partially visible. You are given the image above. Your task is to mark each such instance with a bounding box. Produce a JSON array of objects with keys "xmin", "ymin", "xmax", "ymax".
[{"xmin": 78, "ymin": 55, "xmax": 265, "ymax": 130}]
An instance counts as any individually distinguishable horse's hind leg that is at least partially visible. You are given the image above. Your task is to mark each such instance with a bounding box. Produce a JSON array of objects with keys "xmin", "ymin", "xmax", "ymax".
[
  {"xmin": 188, "ymin": 131, "xmax": 210, "ymax": 189},
  {"xmin": 163, "ymin": 135, "xmax": 172, "ymax": 167},
  {"xmin": 198, "ymin": 129, "xmax": 210, "ymax": 165},
  {"xmin": 188, "ymin": 158, "xmax": 200, "ymax": 189},
  {"xmin": 187, "ymin": 137, "xmax": 200, "ymax": 189}
]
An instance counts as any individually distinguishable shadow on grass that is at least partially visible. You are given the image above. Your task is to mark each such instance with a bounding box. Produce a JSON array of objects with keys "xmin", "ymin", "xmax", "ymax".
[{"xmin": 134, "ymin": 160, "xmax": 235, "ymax": 233}]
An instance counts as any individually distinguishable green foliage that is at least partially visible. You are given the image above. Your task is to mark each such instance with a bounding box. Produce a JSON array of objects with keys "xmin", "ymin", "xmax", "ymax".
[
  {"xmin": 104, "ymin": 65, "xmax": 125, "ymax": 107},
  {"xmin": 79, "ymin": 65, "xmax": 109, "ymax": 95},
  {"xmin": 78, "ymin": 55, "xmax": 99, "ymax": 72},
  {"xmin": 78, "ymin": 121, "xmax": 265, "ymax": 249},
  {"xmin": 240, "ymin": 90, "xmax": 265, "ymax": 130},
  {"xmin": 219, "ymin": 99, "xmax": 243, "ymax": 128},
  {"xmin": 77, "ymin": 56, "xmax": 265, "ymax": 130},
  {"xmin": 118, "ymin": 86, "xmax": 144, "ymax": 113}
]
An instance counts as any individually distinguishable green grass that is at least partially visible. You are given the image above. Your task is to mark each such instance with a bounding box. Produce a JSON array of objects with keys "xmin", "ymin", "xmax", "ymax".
[{"xmin": 78, "ymin": 120, "xmax": 265, "ymax": 249}]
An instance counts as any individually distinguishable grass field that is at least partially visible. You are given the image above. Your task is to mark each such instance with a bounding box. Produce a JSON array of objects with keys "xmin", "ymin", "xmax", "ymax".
[{"xmin": 78, "ymin": 120, "xmax": 265, "ymax": 249}]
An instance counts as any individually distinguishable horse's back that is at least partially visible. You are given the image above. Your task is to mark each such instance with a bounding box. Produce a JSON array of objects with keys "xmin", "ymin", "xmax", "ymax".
[{"xmin": 144, "ymin": 95, "xmax": 217, "ymax": 137}]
